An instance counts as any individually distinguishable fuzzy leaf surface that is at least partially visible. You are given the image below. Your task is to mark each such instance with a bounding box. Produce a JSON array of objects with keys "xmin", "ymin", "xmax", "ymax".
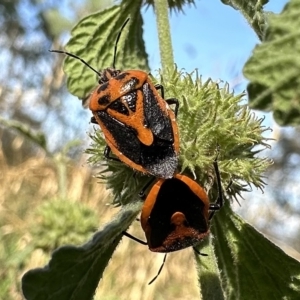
[
  {"xmin": 56, "ymin": 1, "xmax": 148, "ymax": 99},
  {"xmin": 211, "ymin": 203, "xmax": 300, "ymax": 299},
  {"xmin": 243, "ymin": 0, "xmax": 300, "ymax": 126},
  {"xmin": 22, "ymin": 203, "xmax": 141, "ymax": 300}
]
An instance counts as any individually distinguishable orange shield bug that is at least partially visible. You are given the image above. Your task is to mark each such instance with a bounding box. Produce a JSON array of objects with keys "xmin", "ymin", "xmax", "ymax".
[
  {"xmin": 140, "ymin": 172, "xmax": 220, "ymax": 252},
  {"xmin": 50, "ymin": 18, "xmax": 179, "ymax": 178},
  {"xmin": 123, "ymin": 156, "xmax": 224, "ymax": 283}
]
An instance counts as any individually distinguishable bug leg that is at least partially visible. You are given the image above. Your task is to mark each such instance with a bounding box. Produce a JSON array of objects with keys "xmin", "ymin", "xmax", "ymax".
[
  {"xmin": 193, "ymin": 247, "xmax": 208, "ymax": 256},
  {"xmin": 122, "ymin": 178, "xmax": 156, "ymax": 248},
  {"xmin": 122, "ymin": 219, "xmax": 148, "ymax": 250},
  {"xmin": 122, "ymin": 178, "xmax": 157, "ymax": 250},
  {"xmin": 166, "ymin": 98, "xmax": 179, "ymax": 117},
  {"xmin": 148, "ymin": 254, "xmax": 167, "ymax": 285},
  {"xmin": 208, "ymin": 147, "xmax": 224, "ymax": 220},
  {"xmin": 104, "ymin": 146, "xmax": 121, "ymax": 162},
  {"xmin": 139, "ymin": 177, "xmax": 156, "ymax": 200},
  {"xmin": 122, "ymin": 231, "xmax": 147, "ymax": 245},
  {"xmin": 154, "ymin": 84, "xmax": 164, "ymax": 98},
  {"xmin": 155, "ymin": 84, "xmax": 179, "ymax": 117},
  {"xmin": 90, "ymin": 116, "xmax": 98, "ymax": 124}
]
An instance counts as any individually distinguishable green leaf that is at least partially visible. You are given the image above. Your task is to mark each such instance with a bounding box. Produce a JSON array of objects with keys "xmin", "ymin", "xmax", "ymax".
[
  {"xmin": 220, "ymin": 0, "xmax": 268, "ymax": 40},
  {"xmin": 211, "ymin": 203, "xmax": 300, "ymax": 299},
  {"xmin": 243, "ymin": 0, "xmax": 300, "ymax": 126},
  {"xmin": 195, "ymin": 237, "xmax": 225, "ymax": 300},
  {"xmin": 57, "ymin": 0, "xmax": 148, "ymax": 99},
  {"xmin": 22, "ymin": 202, "xmax": 141, "ymax": 300}
]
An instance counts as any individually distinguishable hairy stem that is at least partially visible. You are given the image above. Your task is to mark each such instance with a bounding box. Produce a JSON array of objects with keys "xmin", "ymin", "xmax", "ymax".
[{"xmin": 153, "ymin": 0, "xmax": 174, "ymax": 75}]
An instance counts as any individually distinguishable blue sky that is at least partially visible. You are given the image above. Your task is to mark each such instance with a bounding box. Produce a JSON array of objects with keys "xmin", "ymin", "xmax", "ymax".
[{"xmin": 143, "ymin": 1, "xmax": 288, "ymax": 91}]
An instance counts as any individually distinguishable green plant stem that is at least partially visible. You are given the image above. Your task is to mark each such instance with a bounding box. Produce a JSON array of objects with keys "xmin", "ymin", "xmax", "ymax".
[
  {"xmin": 195, "ymin": 236, "xmax": 225, "ymax": 300},
  {"xmin": 153, "ymin": 0, "xmax": 174, "ymax": 75}
]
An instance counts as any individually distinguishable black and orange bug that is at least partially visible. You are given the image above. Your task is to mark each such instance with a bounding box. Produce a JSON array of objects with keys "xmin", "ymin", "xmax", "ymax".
[
  {"xmin": 123, "ymin": 155, "xmax": 223, "ymax": 283},
  {"xmin": 139, "ymin": 171, "xmax": 222, "ymax": 253},
  {"xmin": 50, "ymin": 18, "xmax": 180, "ymax": 178}
]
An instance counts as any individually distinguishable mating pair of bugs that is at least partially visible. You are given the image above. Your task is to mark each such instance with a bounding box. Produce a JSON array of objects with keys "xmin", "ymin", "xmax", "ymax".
[{"xmin": 51, "ymin": 18, "xmax": 224, "ymax": 281}]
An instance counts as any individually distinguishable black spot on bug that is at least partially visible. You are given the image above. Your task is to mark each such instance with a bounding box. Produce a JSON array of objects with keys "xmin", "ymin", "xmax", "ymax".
[
  {"xmin": 109, "ymin": 99, "xmax": 129, "ymax": 115},
  {"xmin": 116, "ymin": 72, "xmax": 129, "ymax": 80},
  {"xmin": 98, "ymin": 82, "xmax": 109, "ymax": 93},
  {"xmin": 98, "ymin": 95, "xmax": 111, "ymax": 105}
]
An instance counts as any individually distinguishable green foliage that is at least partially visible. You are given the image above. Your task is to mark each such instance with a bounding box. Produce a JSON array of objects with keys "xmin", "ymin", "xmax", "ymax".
[
  {"xmin": 21, "ymin": 1, "xmax": 300, "ymax": 300},
  {"xmin": 0, "ymin": 231, "xmax": 33, "ymax": 300},
  {"xmin": 194, "ymin": 237, "xmax": 225, "ymax": 299},
  {"xmin": 83, "ymin": 69, "xmax": 274, "ymax": 299},
  {"xmin": 29, "ymin": 199, "xmax": 99, "ymax": 252},
  {"xmin": 59, "ymin": 0, "xmax": 148, "ymax": 99},
  {"xmin": 212, "ymin": 202, "xmax": 300, "ymax": 299},
  {"xmin": 86, "ymin": 131, "xmax": 155, "ymax": 206},
  {"xmin": 22, "ymin": 202, "xmax": 140, "ymax": 300},
  {"xmin": 162, "ymin": 69, "xmax": 271, "ymax": 188},
  {"xmin": 243, "ymin": 0, "xmax": 300, "ymax": 126},
  {"xmin": 88, "ymin": 68, "xmax": 271, "ymax": 206}
]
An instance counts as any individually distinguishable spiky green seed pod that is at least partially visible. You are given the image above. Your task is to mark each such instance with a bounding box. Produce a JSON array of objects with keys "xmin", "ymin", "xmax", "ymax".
[{"xmin": 87, "ymin": 67, "xmax": 272, "ymax": 206}]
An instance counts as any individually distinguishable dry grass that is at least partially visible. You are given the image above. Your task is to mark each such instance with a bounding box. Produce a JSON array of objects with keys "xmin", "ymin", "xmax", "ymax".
[
  {"xmin": 95, "ymin": 223, "xmax": 199, "ymax": 300},
  {"xmin": 0, "ymin": 150, "xmax": 199, "ymax": 300}
]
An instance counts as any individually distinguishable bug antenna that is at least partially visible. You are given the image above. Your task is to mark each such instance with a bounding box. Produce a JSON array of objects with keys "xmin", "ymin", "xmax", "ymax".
[
  {"xmin": 113, "ymin": 18, "xmax": 130, "ymax": 69},
  {"xmin": 49, "ymin": 50, "xmax": 102, "ymax": 77}
]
